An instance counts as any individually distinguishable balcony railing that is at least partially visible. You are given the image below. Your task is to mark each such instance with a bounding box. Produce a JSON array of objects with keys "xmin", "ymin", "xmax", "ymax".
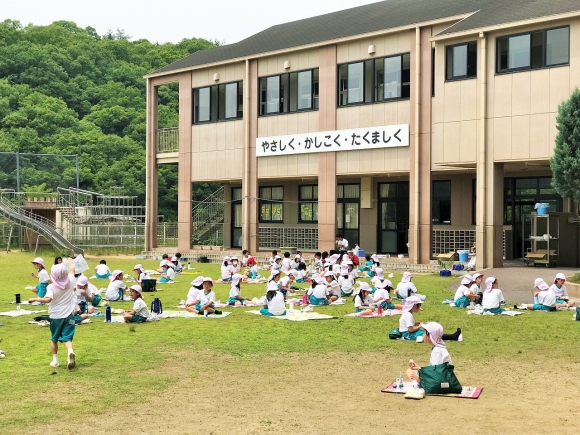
[{"xmin": 156, "ymin": 127, "xmax": 179, "ymax": 153}]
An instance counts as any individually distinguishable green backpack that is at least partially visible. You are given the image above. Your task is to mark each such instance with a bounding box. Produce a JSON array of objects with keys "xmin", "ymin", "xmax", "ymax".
[
  {"xmin": 388, "ymin": 328, "xmax": 402, "ymax": 339},
  {"xmin": 418, "ymin": 362, "xmax": 462, "ymax": 394}
]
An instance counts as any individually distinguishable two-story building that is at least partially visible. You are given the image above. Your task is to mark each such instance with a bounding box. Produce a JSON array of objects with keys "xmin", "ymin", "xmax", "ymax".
[{"xmin": 144, "ymin": 0, "xmax": 580, "ymax": 268}]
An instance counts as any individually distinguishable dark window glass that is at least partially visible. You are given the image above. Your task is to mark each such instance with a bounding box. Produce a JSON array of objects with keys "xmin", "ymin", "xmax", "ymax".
[
  {"xmin": 530, "ymin": 31, "xmax": 544, "ymax": 69},
  {"xmin": 193, "ymin": 82, "xmax": 242, "ymax": 124},
  {"xmin": 446, "ymin": 42, "xmax": 478, "ymax": 80},
  {"xmin": 546, "ymin": 27, "xmax": 569, "ymax": 66},
  {"xmin": 195, "ymin": 87, "xmax": 211, "ymax": 122},
  {"xmin": 432, "ymin": 180, "xmax": 451, "ymax": 224},
  {"xmin": 259, "ymin": 69, "xmax": 319, "ymax": 116}
]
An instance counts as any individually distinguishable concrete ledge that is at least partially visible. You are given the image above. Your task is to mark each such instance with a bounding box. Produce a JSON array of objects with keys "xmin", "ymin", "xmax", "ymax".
[{"xmin": 565, "ymin": 280, "xmax": 580, "ymax": 298}]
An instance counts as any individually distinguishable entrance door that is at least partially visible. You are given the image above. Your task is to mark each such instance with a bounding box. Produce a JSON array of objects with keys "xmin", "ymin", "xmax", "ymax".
[
  {"xmin": 378, "ymin": 182, "xmax": 409, "ymax": 254},
  {"xmin": 337, "ymin": 184, "xmax": 360, "ymax": 247},
  {"xmin": 513, "ymin": 201, "xmax": 535, "ymax": 258},
  {"xmin": 231, "ymin": 188, "xmax": 242, "ymax": 248}
]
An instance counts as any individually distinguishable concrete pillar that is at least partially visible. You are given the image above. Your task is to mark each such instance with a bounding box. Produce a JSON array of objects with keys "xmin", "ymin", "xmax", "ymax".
[
  {"xmin": 145, "ymin": 79, "xmax": 159, "ymax": 251},
  {"xmin": 317, "ymin": 45, "xmax": 338, "ymax": 251},
  {"xmin": 242, "ymin": 59, "xmax": 259, "ymax": 253},
  {"xmin": 177, "ymin": 72, "xmax": 193, "ymax": 253},
  {"xmin": 409, "ymin": 27, "xmax": 433, "ymax": 264}
]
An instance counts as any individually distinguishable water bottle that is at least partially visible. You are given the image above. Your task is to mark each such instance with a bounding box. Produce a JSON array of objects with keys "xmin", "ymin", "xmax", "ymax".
[
  {"xmin": 377, "ymin": 303, "xmax": 383, "ymax": 316},
  {"xmin": 289, "ymin": 300, "xmax": 295, "ymax": 311},
  {"xmin": 105, "ymin": 306, "xmax": 111, "ymax": 322},
  {"xmin": 16, "ymin": 304, "xmax": 20, "ymax": 311},
  {"xmin": 398, "ymin": 373, "xmax": 404, "ymax": 389},
  {"xmin": 301, "ymin": 293, "xmax": 308, "ymax": 305}
]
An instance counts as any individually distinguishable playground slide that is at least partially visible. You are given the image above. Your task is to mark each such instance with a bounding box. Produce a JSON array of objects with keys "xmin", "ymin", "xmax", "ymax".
[{"xmin": 0, "ymin": 198, "xmax": 83, "ymax": 256}]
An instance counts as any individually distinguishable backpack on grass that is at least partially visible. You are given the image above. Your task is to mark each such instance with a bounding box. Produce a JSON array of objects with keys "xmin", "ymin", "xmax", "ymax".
[
  {"xmin": 150, "ymin": 297, "xmax": 163, "ymax": 314},
  {"xmin": 388, "ymin": 328, "xmax": 402, "ymax": 339}
]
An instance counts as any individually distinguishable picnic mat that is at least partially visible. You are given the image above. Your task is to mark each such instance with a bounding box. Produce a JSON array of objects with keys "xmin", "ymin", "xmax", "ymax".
[
  {"xmin": 10, "ymin": 301, "xmax": 45, "ymax": 306},
  {"xmin": 0, "ymin": 309, "xmax": 47, "ymax": 317},
  {"xmin": 345, "ymin": 309, "xmax": 403, "ymax": 317},
  {"xmin": 159, "ymin": 311, "xmax": 231, "ymax": 319},
  {"xmin": 245, "ymin": 310, "xmax": 336, "ymax": 321},
  {"xmin": 467, "ymin": 309, "xmax": 523, "ymax": 316},
  {"xmin": 382, "ymin": 381, "xmax": 483, "ymax": 399}
]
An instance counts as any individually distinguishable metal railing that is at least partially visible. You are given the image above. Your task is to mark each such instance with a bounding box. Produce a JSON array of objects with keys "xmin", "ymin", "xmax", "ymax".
[
  {"xmin": 156, "ymin": 127, "xmax": 179, "ymax": 153},
  {"xmin": 191, "ymin": 186, "xmax": 225, "ymax": 245}
]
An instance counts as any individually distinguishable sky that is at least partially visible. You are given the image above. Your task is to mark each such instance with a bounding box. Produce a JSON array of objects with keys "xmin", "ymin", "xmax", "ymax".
[{"xmin": 1, "ymin": 0, "xmax": 380, "ymax": 44}]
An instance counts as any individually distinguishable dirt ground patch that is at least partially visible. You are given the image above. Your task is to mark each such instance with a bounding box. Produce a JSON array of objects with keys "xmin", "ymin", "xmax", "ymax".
[{"xmin": 23, "ymin": 350, "xmax": 579, "ymax": 435}]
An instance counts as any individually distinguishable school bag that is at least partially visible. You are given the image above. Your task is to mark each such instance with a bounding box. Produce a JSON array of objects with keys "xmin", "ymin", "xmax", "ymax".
[
  {"xmin": 576, "ymin": 307, "xmax": 580, "ymax": 321},
  {"xmin": 388, "ymin": 328, "xmax": 402, "ymax": 339},
  {"xmin": 418, "ymin": 362, "xmax": 462, "ymax": 394},
  {"xmin": 150, "ymin": 297, "xmax": 163, "ymax": 314},
  {"xmin": 141, "ymin": 279, "xmax": 157, "ymax": 292}
]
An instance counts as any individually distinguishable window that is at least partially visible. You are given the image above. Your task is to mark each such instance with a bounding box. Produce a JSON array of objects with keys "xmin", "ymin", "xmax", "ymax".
[
  {"xmin": 338, "ymin": 54, "xmax": 410, "ymax": 106},
  {"xmin": 193, "ymin": 81, "xmax": 242, "ymax": 124},
  {"xmin": 446, "ymin": 41, "xmax": 477, "ymax": 80},
  {"xmin": 259, "ymin": 186, "xmax": 284, "ymax": 222},
  {"xmin": 299, "ymin": 185, "xmax": 318, "ymax": 223},
  {"xmin": 497, "ymin": 26, "xmax": 569, "ymax": 73},
  {"xmin": 259, "ymin": 68, "xmax": 319, "ymax": 116},
  {"xmin": 432, "ymin": 180, "xmax": 451, "ymax": 224}
]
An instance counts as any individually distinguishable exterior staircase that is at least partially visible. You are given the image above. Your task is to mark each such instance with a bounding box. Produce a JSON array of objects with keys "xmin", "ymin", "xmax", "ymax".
[{"xmin": 191, "ymin": 186, "xmax": 225, "ymax": 245}]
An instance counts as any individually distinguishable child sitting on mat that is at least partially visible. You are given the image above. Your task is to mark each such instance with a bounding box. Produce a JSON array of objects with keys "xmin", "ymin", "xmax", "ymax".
[
  {"xmin": 482, "ymin": 277, "xmax": 506, "ymax": 314},
  {"xmin": 295, "ymin": 262, "xmax": 309, "ymax": 283},
  {"xmin": 374, "ymin": 279, "xmax": 403, "ymax": 311},
  {"xmin": 307, "ymin": 275, "xmax": 329, "ymax": 305},
  {"xmin": 453, "ymin": 275, "xmax": 478, "ymax": 308},
  {"xmin": 123, "ymin": 285, "xmax": 151, "ymax": 323},
  {"xmin": 188, "ymin": 277, "xmax": 221, "ymax": 315},
  {"xmin": 550, "ymin": 273, "xmax": 575, "ymax": 307},
  {"xmin": 339, "ymin": 266, "xmax": 356, "ymax": 297},
  {"xmin": 185, "ymin": 277, "xmax": 204, "ymax": 312},
  {"xmin": 396, "ymin": 272, "xmax": 426, "ymax": 301},
  {"xmin": 228, "ymin": 274, "xmax": 248, "ymax": 306},
  {"xmin": 279, "ymin": 270, "xmax": 298, "ymax": 297},
  {"xmin": 518, "ymin": 278, "xmax": 565, "ymax": 311},
  {"xmin": 399, "ymin": 296, "xmax": 424, "ymax": 342},
  {"xmin": 105, "ymin": 270, "xmax": 126, "ymax": 301},
  {"xmin": 94, "ymin": 260, "xmax": 112, "ymax": 279},
  {"xmin": 406, "ymin": 322, "xmax": 452, "ymax": 385},
  {"xmin": 353, "ymin": 282, "xmax": 374, "ymax": 315},
  {"xmin": 260, "ymin": 280, "xmax": 286, "ymax": 316},
  {"xmin": 31, "ymin": 257, "xmax": 50, "ymax": 298},
  {"xmin": 74, "ymin": 276, "xmax": 96, "ymax": 314},
  {"xmin": 159, "ymin": 264, "xmax": 175, "ymax": 283},
  {"xmin": 371, "ymin": 267, "xmax": 385, "ymax": 290},
  {"xmin": 133, "ymin": 264, "xmax": 150, "ymax": 284},
  {"xmin": 324, "ymin": 270, "xmax": 341, "ymax": 302}
]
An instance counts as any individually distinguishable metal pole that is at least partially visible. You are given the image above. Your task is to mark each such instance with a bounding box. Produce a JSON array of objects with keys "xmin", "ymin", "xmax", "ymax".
[
  {"xmin": 6, "ymin": 224, "xmax": 13, "ymax": 252},
  {"xmin": 16, "ymin": 152, "xmax": 20, "ymax": 192},
  {"xmin": 34, "ymin": 234, "xmax": 40, "ymax": 254},
  {"xmin": 76, "ymin": 155, "xmax": 79, "ymax": 189}
]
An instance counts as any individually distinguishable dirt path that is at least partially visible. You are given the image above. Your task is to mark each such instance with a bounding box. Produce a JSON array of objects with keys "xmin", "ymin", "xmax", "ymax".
[{"xmin": 24, "ymin": 351, "xmax": 579, "ymax": 435}]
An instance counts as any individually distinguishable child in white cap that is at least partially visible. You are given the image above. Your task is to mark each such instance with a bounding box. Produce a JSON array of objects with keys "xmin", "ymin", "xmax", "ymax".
[
  {"xmin": 159, "ymin": 263, "xmax": 175, "ymax": 283},
  {"xmin": 29, "ymin": 259, "xmax": 78, "ymax": 370},
  {"xmin": 399, "ymin": 296, "xmax": 424, "ymax": 342},
  {"xmin": 279, "ymin": 270, "xmax": 298, "ymax": 298},
  {"xmin": 185, "ymin": 277, "xmax": 204, "ymax": 312},
  {"xmin": 323, "ymin": 270, "xmax": 341, "ymax": 302},
  {"xmin": 74, "ymin": 276, "xmax": 97, "ymax": 314},
  {"xmin": 308, "ymin": 275, "xmax": 330, "ymax": 305},
  {"xmin": 133, "ymin": 264, "xmax": 150, "ymax": 284},
  {"xmin": 339, "ymin": 265, "xmax": 356, "ymax": 297},
  {"xmin": 469, "ymin": 273, "xmax": 484, "ymax": 305},
  {"xmin": 105, "ymin": 270, "xmax": 126, "ymax": 301},
  {"xmin": 550, "ymin": 273, "xmax": 575, "ymax": 307},
  {"xmin": 94, "ymin": 260, "xmax": 111, "ymax": 279},
  {"xmin": 374, "ymin": 280, "xmax": 403, "ymax": 311},
  {"xmin": 228, "ymin": 274, "xmax": 248, "ymax": 306},
  {"xmin": 353, "ymin": 282, "xmax": 374, "ymax": 315},
  {"xmin": 31, "ymin": 257, "xmax": 50, "ymax": 298},
  {"xmin": 396, "ymin": 272, "xmax": 426, "ymax": 301},
  {"xmin": 518, "ymin": 278, "xmax": 564, "ymax": 311},
  {"xmin": 407, "ymin": 322, "xmax": 453, "ymax": 384},
  {"xmin": 453, "ymin": 275, "xmax": 477, "ymax": 308},
  {"xmin": 188, "ymin": 278, "xmax": 221, "ymax": 315},
  {"xmin": 482, "ymin": 277, "xmax": 506, "ymax": 314},
  {"xmin": 123, "ymin": 285, "xmax": 151, "ymax": 323},
  {"xmin": 370, "ymin": 267, "xmax": 385, "ymax": 291},
  {"xmin": 260, "ymin": 280, "xmax": 286, "ymax": 316}
]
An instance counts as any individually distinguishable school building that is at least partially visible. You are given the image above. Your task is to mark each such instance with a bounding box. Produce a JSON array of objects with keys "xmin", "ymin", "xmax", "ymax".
[{"xmin": 144, "ymin": 0, "xmax": 580, "ymax": 269}]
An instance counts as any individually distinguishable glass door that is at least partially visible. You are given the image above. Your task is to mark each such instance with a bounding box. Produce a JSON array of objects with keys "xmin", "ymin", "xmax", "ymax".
[
  {"xmin": 231, "ymin": 188, "xmax": 242, "ymax": 248},
  {"xmin": 378, "ymin": 182, "xmax": 409, "ymax": 254},
  {"xmin": 337, "ymin": 184, "xmax": 360, "ymax": 247}
]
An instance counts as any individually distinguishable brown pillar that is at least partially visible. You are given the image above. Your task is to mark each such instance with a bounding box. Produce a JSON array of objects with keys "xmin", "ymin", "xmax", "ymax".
[
  {"xmin": 177, "ymin": 72, "xmax": 193, "ymax": 253},
  {"xmin": 409, "ymin": 27, "xmax": 433, "ymax": 264},
  {"xmin": 317, "ymin": 45, "xmax": 338, "ymax": 251},
  {"xmin": 242, "ymin": 59, "xmax": 259, "ymax": 253},
  {"xmin": 145, "ymin": 79, "xmax": 159, "ymax": 251}
]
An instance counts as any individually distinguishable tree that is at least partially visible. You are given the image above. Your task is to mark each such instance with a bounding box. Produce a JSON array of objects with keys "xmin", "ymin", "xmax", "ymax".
[{"xmin": 551, "ymin": 88, "xmax": 580, "ymax": 213}]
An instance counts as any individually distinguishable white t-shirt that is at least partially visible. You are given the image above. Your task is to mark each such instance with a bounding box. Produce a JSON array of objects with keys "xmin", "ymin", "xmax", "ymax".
[
  {"xmin": 95, "ymin": 264, "xmax": 111, "ymax": 276},
  {"xmin": 550, "ymin": 284, "xmax": 568, "ymax": 299},
  {"xmin": 75, "ymin": 285, "xmax": 92, "ymax": 303},
  {"xmin": 537, "ymin": 289, "xmax": 556, "ymax": 307},
  {"xmin": 174, "ymin": 262, "xmax": 183, "ymax": 273},
  {"xmin": 354, "ymin": 293, "xmax": 373, "ymax": 308},
  {"xmin": 220, "ymin": 265, "xmax": 233, "ymax": 280},
  {"xmin": 399, "ymin": 311, "xmax": 416, "ymax": 332},
  {"xmin": 296, "ymin": 270, "xmax": 308, "ymax": 281},
  {"xmin": 46, "ymin": 274, "xmax": 76, "ymax": 319},
  {"xmin": 165, "ymin": 268, "xmax": 175, "ymax": 281},
  {"xmin": 396, "ymin": 282, "xmax": 418, "ymax": 297},
  {"xmin": 327, "ymin": 280, "xmax": 341, "ymax": 297},
  {"xmin": 186, "ymin": 287, "xmax": 201, "ymax": 305},
  {"xmin": 349, "ymin": 269, "xmax": 359, "ymax": 280},
  {"xmin": 106, "ymin": 280, "xmax": 126, "ymax": 300},
  {"xmin": 482, "ymin": 288, "xmax": 504, "ymax": 309},
  {"xmin": 138, "ymin": 271, "xmax": 151, "ymax": 282},
  {"xmin": 281, "ymin": 258, "xmax": 292, "ymax": 272},
  {"xmin": 454, "ymin": 285, "xmax": 471, "ymax": 302},
  {"xmin": 266, "ymin": 291, "xmax": 286, "ymax": 315},
  {"xmin": 38, "ymin": 268, "xmax": 50, "ymax": 283},
  {"xmin": 133, "ymin": 297, "xmax": 150, "ymax": 318},
  {"xmin": 470, "ymin": 283, "xmax": 481, "ymax": 294},
  {"xmin": 279, "ymin": 276, "xmax": 292, "ymax": 288},
  {"xmin": 373, "ymin": 288, "xmax": 391, "ymax": 302},
  {"xmin": 198, "ymin": 290, "xmax": 216, "ymax": 306},
  {"xmin": 337, "ymin": 238, "xmax": 349, "ymax": 249},
  {"xmin": 308, "ymin": 284, "xmax": 328, "ymax": 299},
  {"xmin": 229, "ymin": 285, "xmax": 241, "ymax": 298},
  {"xmin": 371, "ymin": 276, "xmax": 383, "ymax": 288},
  {"xmin": 338, "ymin": 276, "xmax": 355, "ymax": 292},
  {"xmin": 430, "ymin": 347, "xmax": 452, "ymax": 366},
  {"xmin": 332, "ymin": 264, "xmax": 341, "ymax": 275}
]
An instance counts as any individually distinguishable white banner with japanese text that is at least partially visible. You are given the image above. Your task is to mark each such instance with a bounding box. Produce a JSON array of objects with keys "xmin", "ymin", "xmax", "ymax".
[{"xmin": 256, "ymin": 124, "xmax": 409, "ymax": 157}]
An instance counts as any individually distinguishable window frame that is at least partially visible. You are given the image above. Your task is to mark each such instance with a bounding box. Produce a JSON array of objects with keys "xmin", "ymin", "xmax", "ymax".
[
  {"xmin": 337, "ymin": 53, "xmax": 410, "ymax": 108},
  {"xmin": 258, "ymin": 68, "xmax": 320, "ymax": 117},
  {"xmin": 192, "ymin": 80, "xmax": 243, "ymax": 125},
  {"xmin": 298, "ymin": 185, "xmax": 318, "ymax": 224},
  {"xmin": 496, "ymin": 25, "xmax": 570, "ymax": 75},
  {"xmin": 259, "ymin": 186, "xmax": 284, "ymax": 223},
  {"xmin": 445, "ymin": 41, "xmax": 477, "ymax": 81},
  {"xmin": 432, "ymin": 180, "xmax": 451, "ymax": 225}
]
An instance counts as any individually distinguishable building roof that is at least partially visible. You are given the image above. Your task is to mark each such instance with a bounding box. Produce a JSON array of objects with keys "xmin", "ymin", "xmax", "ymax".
[{"xmin": 149, "ymin": 0, "xmax": 580, "ymax": 76}]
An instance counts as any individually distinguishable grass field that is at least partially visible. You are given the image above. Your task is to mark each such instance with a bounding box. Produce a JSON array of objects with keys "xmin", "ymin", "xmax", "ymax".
[{"xmin": 1, "ymin": 251, "xmax": 579, "ymax": 434}]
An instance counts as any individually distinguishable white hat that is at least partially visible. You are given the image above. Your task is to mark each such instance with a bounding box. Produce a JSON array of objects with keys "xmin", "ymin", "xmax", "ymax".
[
  {"xmin": 129, "ymin": 284, "xmax": 142, "ymax": 294},
  {"xmin": 402, "ymin": 271, "xmax": 412, "ymax": 283},
  {"xmin": 376, "ymin": 279, "xmax": 393, "ymax": 289},
  {"xmin": 461, "ymin": 274, "xmax": 473, "ymax": 285},
  {"xmin": 288, "ymin": 270, "xmax": 298, "ymax": 278},
  {"xmin": 324, "ymin": 271, "xmax": 335, "ymax": 277},
  {"xmin": 133, "ymin": 264, "xmax": 142, "ymax": 270},
  {"xmin": 232, "ymin": 273, "xmax": 243, "ymax": 285},
  {"xmin": 274, "ymin": 255, "xmax": 281, "ymax": 260},
  {"xmin": 270, "ymin": 270, "xmax": 281, "ymax": 277},
  {"xmin": 202, "ymin": 277, "xmax": 214, "ymax": 284},
  {"xmin": 402, "ymin": 296, "xmax": 422, "ymax": 312},
  {"xmin": 267, "ymin": 280, "xmax": 279, "ymax": 291},
  {"xmin": 231, "ymin": 256, "xmax": 238, "ymax": 261},
  {"xmin": 295, "ymin": 254, "xmax": 301, "ymax": 259},
  {"xmin": 357, "ymin": 282, "xmax": 372, "ymax": 293},
  {"xmin": 76, "ymin": 276, "xmax": 89, "ymax": 286},
  {"xmin": 110, "ymin": 270, "xmax": 123, "ymax": 281},
  {"xmin": 555, "ymin": 273, "xmax": 566, "ymax": 281},
  {"xmin": 223, "ymin": 256, "xmax": 231, "ymax": 262},
  {"xmin": 534, "ymin": 278, "xmax": 549, "ymax": 291},
  {"xmin": 371, "ymin": 254, "xmax": 379, "ymax": 262},
  {"xmin": 375, "ymin": 267, "xmax": 384, "ymax": 278},
  {"xmin": 32, "ymin": 257, "xmax": 45, "ymax": 266},
  {"xmin": 191, "ymin": 276, "xmax": 204, "ymax": 286},
  {"xmin": 340, "ymin": 264, "xmax": 349, "ymax": 275},
  {"xmin": 171, "ymin": 257, "xmax": 178, "ymax": 262},
  {"xmin": 472, "ymin": 273, "xmax": 483, "ymax": 280}
]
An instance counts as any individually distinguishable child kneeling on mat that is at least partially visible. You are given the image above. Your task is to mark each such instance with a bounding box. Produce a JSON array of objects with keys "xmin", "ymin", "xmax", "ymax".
[
  {"xmin": 123, "ymin": 285, "xmax": 150, "ymax": 323},
  {"xmin": 260, "ymin": 279, "xmax": 286, "ymax": 316},
  {"xmin": 406, "ymin": 322, "xmax": 452, "ymax": 385},
  {"xmin": 399, "ymin": 296, "xmax": 424, "ymax": 342}
]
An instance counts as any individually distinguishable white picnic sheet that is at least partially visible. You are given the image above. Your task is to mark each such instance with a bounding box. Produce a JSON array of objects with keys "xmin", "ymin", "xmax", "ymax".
[
  {"xmin": 0, "ymin": 309, "xmax": 47, "ymax": 317},
  {"xmin": 105, "ymin": 311, "xmax": 231, "ymax": 322},
  {"xmin": 344, "ymin": 309, "xmax": 403, "ymax": 317},
  {"xmin": 10, "ymin": 301, "xmax": 45, "ymax": 305},
  {"xmin": 467, "ymin": 309, "xmax": 523, "ymax": 316},
  {"xmin": 245, "ymin": 310, "xmax": 336, "ymax": 321}
]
